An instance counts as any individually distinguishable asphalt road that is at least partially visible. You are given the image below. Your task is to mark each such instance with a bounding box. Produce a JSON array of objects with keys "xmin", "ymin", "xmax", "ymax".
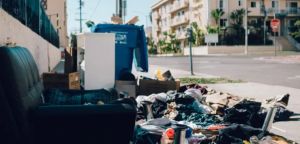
[{"xmin": 149, "ymin": 56, "xmax": 300, "ymax": 89}]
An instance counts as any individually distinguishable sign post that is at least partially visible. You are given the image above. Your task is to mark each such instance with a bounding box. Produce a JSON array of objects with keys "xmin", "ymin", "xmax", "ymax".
[{"xmin": 271, "ymin": 19, "xmax": 280, "ymax": 56}]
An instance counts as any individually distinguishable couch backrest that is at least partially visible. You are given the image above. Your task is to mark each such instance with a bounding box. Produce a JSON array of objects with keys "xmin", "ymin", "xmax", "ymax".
[{"xmin": 0, "ymin": 46, "xmax": 43, "ymax": 143}]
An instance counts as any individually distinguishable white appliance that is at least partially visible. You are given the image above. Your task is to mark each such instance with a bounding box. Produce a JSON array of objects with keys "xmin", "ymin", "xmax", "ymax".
[{"xmin": 77, "ymin": 33, "xmax": 115, "ymax": 90}]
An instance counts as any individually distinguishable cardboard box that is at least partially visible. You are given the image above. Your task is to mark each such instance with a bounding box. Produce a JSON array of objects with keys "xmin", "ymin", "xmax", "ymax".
[
  {"xmin": 68, "ymin": 72, "xmax": 80, "ymax": 90},
  {"xmin": 115, "ymin": 80, "xmax": 137, "ymax": 98},
  {"xmin": 138, "ymin": 79, "xmax": 180, "ymax": 96},
  {"xmin": 43, "ymin": 72, "xmax": 80, "ymax": 90}
]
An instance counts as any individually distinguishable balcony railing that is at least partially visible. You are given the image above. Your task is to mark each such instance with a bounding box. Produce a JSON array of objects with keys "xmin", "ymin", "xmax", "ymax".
[
  {"xmin": 171, "ymin": 0, "xmax": 189, "ymax": 13},
  {"xmin": 286, "ymin": 7, "xmax": 300, "ymax": 14},
  {"xmin": 267, "ymin": 7, "xmax": 300, "ymax": 15},
  {"xmin": 171, "ymin": 15, "xmax": 189, "ymax": 27},
  {"xmin": 152, "ymin": 12, "xmax": 161, "ymax": 20},
  {"xmin": 176, "ymin": 31, "xmax": 187, "ymax": 40}
]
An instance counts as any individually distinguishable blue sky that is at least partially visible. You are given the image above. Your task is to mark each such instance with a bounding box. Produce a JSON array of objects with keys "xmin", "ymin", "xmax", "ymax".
[{"xmin": 67, "ymin": 0, "xmax": 157, "ymax": 34}]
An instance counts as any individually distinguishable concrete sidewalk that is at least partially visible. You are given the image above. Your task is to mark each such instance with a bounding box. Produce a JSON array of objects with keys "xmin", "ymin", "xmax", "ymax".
[
  {"xmin": 136, "ymin": 65, "xmax": 300, "ymax": 143},
  {"xmin": 133, "ymin": 64, "xmax": 218, "ymax": 79}
]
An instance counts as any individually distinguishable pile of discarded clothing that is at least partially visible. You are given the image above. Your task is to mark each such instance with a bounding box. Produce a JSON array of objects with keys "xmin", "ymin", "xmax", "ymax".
[{"xmin": 133, "ymin": 84, "xmax": 294, "ymax": 144}]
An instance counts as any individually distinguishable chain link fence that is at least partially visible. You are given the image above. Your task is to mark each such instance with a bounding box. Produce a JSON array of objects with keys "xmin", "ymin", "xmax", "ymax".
[{"xmin": 0, "ymin": 0, "xmax": 59, "ymax": 47}]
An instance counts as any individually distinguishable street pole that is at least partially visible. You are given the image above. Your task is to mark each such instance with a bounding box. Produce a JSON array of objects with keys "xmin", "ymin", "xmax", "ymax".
[
  {"xmin": 262, "ymin": 0, "xmax": 267, "ymax": 45},
  {"xmin": 245, "ymin": 0, "xmax": 248, "ymax": 55},
  {"xmin": 264, "ymin": 17, "xmax": 267, "ymax": 45},
  {"xmin": 274, "ymin": 32, "xmax": 277, "ymax": 57},
  {"xmin": 188, "ymin": 28, "xmax": 194, "ymax": 75},
  {"xmin": 274, "ymin": 13, "xmax": 277, "ymax": 56}
]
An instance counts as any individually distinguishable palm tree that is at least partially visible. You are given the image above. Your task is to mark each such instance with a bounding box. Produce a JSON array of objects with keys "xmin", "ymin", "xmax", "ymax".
[
  {"xmin": 228, "ymin": 9, "xmax": 247, "ymax": 44},
  {"xmin": 167, "ymin": 32, "xmax": 180, "ymax": 53},
  {"xmin": 211, "ymin": 9, "xmax": 225, "ymax": 26},
  {"xmin": 191, "ymin": 22, "xmax": 204, "ymax": 46},
  {"xmin": 291, "ymin": 20, "xmax": 300, "ymax": 38},
  {"xmin": 230, "ymin": 9, "xmax": 246, "ymax": 27}
]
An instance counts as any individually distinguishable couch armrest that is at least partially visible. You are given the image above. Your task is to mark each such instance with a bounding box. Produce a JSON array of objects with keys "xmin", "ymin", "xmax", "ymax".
[{"xmin": 31, "ymin": 104, "xmax": 136, "ymax": 144}]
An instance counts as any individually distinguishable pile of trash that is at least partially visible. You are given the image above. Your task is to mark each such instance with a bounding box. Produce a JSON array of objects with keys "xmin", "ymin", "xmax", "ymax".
[{"xmin": 133, "ymin": 83, "xmax": 294, "ymax": 144}]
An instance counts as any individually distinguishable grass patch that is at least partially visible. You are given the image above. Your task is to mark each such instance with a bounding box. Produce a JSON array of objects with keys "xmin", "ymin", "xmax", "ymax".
[{"xmin": 179, "ymin": 77, "xmax": 244, "ymax": 84}]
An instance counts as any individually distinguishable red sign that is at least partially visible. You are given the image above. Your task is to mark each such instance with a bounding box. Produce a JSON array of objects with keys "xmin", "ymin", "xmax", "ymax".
[{"xmin": 271, "ymin": 19, "xmax": 280, "ymax": 32}]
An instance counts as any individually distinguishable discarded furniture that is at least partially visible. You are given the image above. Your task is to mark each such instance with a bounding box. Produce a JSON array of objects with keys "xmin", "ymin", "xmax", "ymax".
[{"xmin": 0, "ymin": 46, "xmax": 136, "ymax": 144}]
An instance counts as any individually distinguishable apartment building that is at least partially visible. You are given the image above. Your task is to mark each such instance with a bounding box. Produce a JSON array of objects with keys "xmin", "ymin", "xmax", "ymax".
[
  {"xmin": 152, "ymin": 0, "xmax": 191, "ymax": 49},
  {"xmin": 151, "ymin": 0, "xmax": 300, "ymax": 49},
  {"xmin": 246, "ymin": 0, "xmax": 300, "ymax": 35},
  {"xmin": 211, "ymin": 0, "xmax": 300, "ymax": 35},
  {"xmin": 41, "ymin": 0, "xmax": 69, "ymax": 49}
]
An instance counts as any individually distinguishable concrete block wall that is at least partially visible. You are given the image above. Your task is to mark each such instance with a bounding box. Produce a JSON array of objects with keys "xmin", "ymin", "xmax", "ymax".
[
  {"xmin": 0, "ymin": 9, "xmax": 61, "ymax": 75},
  {"xmin": 184, "ymin": 45, "xmax": 280, "ymax": 55}
]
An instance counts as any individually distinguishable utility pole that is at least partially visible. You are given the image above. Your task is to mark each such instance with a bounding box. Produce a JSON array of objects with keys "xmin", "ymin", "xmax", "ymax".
[
  {"xmin": 115, "ymin": 0, "xmax": 126, "ymax": 23},
  {"xmin": 79, "ymin": 0, "xmax": 83, "ymax": 32},
  {"xmin": 245, "ymin": 0, "xmax": 248, "ymax": 55},
  {"xmin": 122, "ymin": 0, "xmax": 127, "ymax": 23},
  {"xmin": 116, "ymin": 0, "xmax": 122, "ymax": 18}
]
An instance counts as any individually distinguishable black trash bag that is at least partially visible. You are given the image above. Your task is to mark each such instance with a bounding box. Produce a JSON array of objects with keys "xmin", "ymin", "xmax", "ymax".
[
  {"xmin": 215, "ymin": 124, "xmax": 264, "ymax": 144},
  {"xmin": 151, "ymin": 99, "xmax": 167, "ymax": 118},
  {"xmin": 136, "ymin": 106, "xmax": 146, "ymax": 121},
  {"xmin": 257, "ymin": 106, "xmax": 294, "ymax": 122},
  {"xmin": 223, "ymin": 100, "xmax": 264, "ymax": 128},
  {"xmin": 275, "ymin": 106, "xmax": 294, "ymax": 121}
]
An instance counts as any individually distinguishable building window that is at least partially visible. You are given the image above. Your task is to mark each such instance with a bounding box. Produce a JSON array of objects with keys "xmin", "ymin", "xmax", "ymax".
[
  {"xmin": 250, "ymin": 1, "xmax": 256, "ymax": 8},
  {"xmin": 290, "ymin": 2, "xmax": 298, "ymax": 8},
  {"xmin": 272, "ymin": 1, "xmax": 278, "ymax": 8},
  {"xmin": 289, "ymin": 2, "xmax": 298, "ymax": 13},
  {"xmin": 238, "ymin": 0, "xmax": 241, "ymax": 6},
  {"xmin": 219, "ymin": 0, "xmax": 224, "ymax": 9},
  {"xmin": 220, "ymin": 19, "xmax": 227, "ymax": 27}
]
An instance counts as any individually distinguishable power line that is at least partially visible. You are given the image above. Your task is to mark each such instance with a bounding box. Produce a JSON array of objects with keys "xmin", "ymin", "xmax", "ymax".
[{"xmin": 89, "ymin": 0, "xmax": 102, "ymax": 20}]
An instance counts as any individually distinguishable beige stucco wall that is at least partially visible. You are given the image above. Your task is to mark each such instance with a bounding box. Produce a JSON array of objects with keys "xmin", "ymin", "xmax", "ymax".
[
  {"xmin": 45, "ymin": 0, "xmax": 69, "ymax": 49},
  {"xmin": 0, "ymin": 9, "xmax": 61, "ymax": 75}
]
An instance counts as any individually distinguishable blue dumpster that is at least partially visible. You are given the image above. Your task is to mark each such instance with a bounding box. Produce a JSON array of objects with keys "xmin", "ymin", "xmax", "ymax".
[{"xmin": 92, "ymin": 24, "xmax": 148, "ymax": 80}]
